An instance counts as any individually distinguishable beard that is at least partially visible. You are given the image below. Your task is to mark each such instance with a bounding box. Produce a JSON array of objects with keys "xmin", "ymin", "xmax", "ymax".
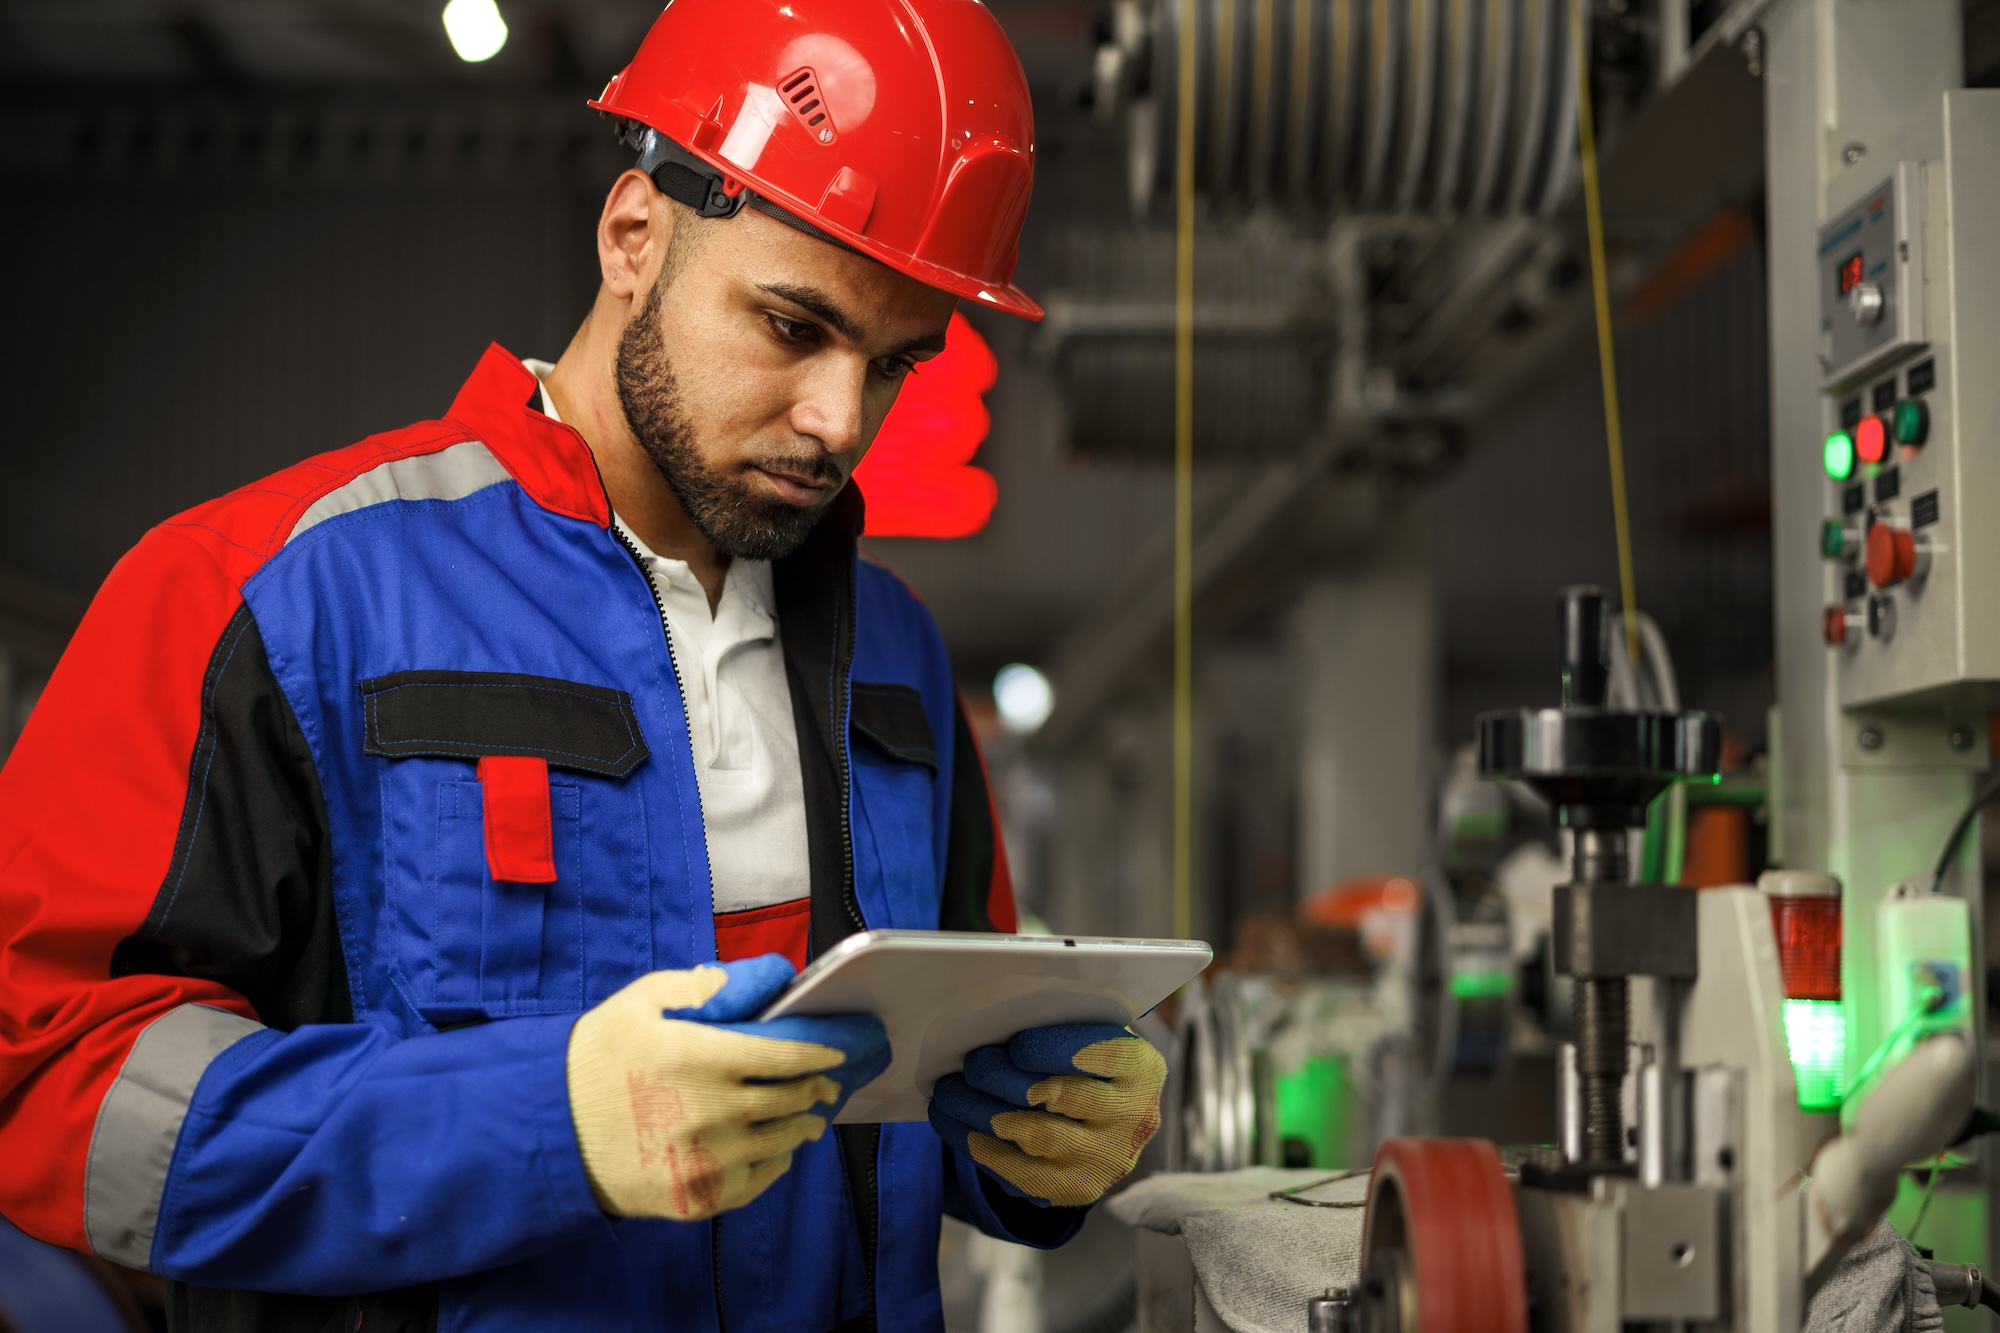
[{"xmin": 614, "ymin": 269, "xmax": 844, "ymax": 562}]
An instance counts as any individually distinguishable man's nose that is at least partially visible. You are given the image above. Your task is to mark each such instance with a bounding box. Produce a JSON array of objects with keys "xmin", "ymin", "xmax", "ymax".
[{"xmin": 790, "ymin": 356, "xmax": 868, "ymax": 458}]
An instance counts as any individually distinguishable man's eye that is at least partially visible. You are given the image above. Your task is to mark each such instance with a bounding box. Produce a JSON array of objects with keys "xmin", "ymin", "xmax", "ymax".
[
  {"xmin": 877, "ymin": 358, "xmax": 919, "ymax": 383},
  {"xmin": 769, "ymin": 316, "xmax": 819, "ymax": 345}
]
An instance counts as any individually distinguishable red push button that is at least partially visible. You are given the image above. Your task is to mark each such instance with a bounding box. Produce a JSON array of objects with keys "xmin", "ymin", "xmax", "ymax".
[
  {"xmin": 1823, "ymin": 606, "xmax": 1853, "ymax": 645},
  {"xmin": 1866, "ymin": 523, "xmax": 1916, "ymax": 588}
]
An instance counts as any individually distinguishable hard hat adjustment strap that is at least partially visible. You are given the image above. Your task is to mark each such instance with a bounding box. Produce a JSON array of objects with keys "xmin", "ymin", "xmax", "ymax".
[
  {"xmin": 629, "ymin": 126, "xmax": 748, "ymax": 220},
  {"xmin": 618, "ymin": 123, "xmax": 866, "ymax": 261}
]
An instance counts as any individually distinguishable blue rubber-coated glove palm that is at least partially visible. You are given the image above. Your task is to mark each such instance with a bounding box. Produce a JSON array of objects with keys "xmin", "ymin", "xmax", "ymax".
[
  {"xmin": 929, "ymin": 1024, "xmax": 1166, "ymax": 1208},
  {"xmin": 567, "ymin": 954, "xmax": 889, "ymax": 1220},
  {"xmin": 666, "ymin": 954, "xmax": 891, "ymax": 1120}
]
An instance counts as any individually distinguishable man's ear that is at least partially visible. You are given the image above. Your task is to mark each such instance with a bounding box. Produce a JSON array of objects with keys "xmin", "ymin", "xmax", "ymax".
[{"xmin": 597, "ymin": 169, "xmax": 669, "ymax": 302}]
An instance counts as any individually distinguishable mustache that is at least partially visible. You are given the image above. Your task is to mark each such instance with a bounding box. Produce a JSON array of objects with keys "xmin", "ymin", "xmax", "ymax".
[{"xmin": 748, "ymin": 449, "xmax": 846, "ymax": 488}]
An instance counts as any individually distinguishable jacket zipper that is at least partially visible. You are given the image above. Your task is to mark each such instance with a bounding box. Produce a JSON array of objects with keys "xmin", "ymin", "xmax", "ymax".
[
  {"xmin": 609, "ymin": 522, "xmax": 732, "ymax": 1333},
  {"xmin": 832, "ymin": 556, "xmax": 877, "ymax": 1331}
]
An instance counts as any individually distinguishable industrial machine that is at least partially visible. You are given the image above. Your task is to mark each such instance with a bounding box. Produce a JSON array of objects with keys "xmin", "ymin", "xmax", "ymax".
[
  {"xmin": 1116, "ymin": 0, "xmax": 2000, "ymax": 1328},
  {"xmin": 1344, "ymin": 587, "xmax": 1979, "ymax": 1330}
]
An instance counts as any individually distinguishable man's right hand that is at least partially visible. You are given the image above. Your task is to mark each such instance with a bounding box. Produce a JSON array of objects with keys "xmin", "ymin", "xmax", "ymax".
[{"xmin": 565, "ymin": 955, "xmax": 888, "ymax": 1221}]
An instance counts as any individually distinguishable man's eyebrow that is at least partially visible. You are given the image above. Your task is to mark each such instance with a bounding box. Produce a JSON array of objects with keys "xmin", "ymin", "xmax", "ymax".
[
  {"xmin": 757, "ymin": 282, "xmax": 949, "ymax": 358},
  {"xmin": 758, "ymin": 282, "xmax": 863, "ymax": 342}
]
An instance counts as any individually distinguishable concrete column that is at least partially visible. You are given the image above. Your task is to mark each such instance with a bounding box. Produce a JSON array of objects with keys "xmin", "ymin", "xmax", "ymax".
[{"xmin": 1288, "ymin": 512, "xmax": 1438, "ymax": 899}]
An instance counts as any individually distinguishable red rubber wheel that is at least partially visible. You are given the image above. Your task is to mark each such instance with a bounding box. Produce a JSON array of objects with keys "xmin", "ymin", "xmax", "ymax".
[{"xmin": 1360, "ymin": 1138, "xmax": 1527, "ymax": 1333}]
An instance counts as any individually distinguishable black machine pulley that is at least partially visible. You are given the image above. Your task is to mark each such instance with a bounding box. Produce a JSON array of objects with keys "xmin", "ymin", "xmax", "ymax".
[{"xmin": 1476, "ymin": 587, "xmax": 1723, "ymax": 829}]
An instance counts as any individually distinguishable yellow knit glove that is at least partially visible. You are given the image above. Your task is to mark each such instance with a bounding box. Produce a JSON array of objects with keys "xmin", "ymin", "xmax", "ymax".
[
  {"xmin": 566, "ymin": 957, "xmax": 888, "ymax": 1220},
  {"xmin": 929, "ymin": 1025, "xmax": 1167, "ymax": 1208}
]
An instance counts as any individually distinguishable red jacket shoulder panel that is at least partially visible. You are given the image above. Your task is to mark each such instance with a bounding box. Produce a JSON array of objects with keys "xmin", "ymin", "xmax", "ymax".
[
  {"xmin": 158, "ymin": 422, "xmax": 471, "ymax": 586},
  {"xmin": 151, "ymin": 343, "xmax": 610, "ymax": 588}
]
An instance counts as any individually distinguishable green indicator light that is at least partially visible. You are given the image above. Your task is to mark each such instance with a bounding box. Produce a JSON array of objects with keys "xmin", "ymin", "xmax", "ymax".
[
  {"xmin": 1784, "ymin": 998, "xmax": 1846, "ymax": 1112},
  {"xmin": 1449, "ymin": 970, "xmax": 1514, "ymax": 1000},
  {"xmin": 1823, "ymin": 431, "xmax": 1857, "ymax": 481},
  {"xmin": 1893, "ymin": 398, "xmax": 1929, "ymax": 447}
]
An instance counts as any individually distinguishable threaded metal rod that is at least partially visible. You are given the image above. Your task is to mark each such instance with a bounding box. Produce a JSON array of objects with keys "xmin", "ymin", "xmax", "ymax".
[{"xmin": 1574, "ymin": 977, "xmax": 1629, "ymax": 1164}]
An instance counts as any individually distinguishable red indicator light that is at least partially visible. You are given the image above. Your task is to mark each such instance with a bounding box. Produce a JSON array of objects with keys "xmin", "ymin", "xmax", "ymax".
[
  {"xmin": 1854, "ymin": 414, "xmax": 1888, "ymax": 466},
  {"xmin": 855, "ymin": 312, "xmax": 999, "ymax": 539},
  {"xmin": 1838, "ymin": 251, "xmax": 1865, "ymax": 296},
  {"xmin": 1766, "ymin": 879, "xmax": 1841, "ymax": 1000}
]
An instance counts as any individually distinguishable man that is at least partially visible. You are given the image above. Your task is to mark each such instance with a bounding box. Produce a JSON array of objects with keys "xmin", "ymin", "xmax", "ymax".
[{"xmin": 0, "ymin": 2, "xmax": 1166, "ymax": 1329}]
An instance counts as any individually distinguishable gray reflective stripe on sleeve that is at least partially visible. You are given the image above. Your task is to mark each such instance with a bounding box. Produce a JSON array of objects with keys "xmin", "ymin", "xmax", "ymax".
[
  {"xmin": 288, "ymin": 439, "xmax": 512, "ymax": 543},
  {"xmin": 84, "ymin": 1003, "xmax": 265, "ymax": 1267}
]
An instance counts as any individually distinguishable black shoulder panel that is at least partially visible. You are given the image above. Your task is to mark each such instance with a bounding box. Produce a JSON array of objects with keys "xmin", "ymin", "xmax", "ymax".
[
  {"xmin": 110, "ymin": 604, "xmax": 349, "ymax": 1029},
  {"xmin": 123, "ymin": 614, "xmax": 439, "ymax": 1331},
  {"xmin": 359, "ymin": 671, "xmax": 649, "ymax": 777},
  {"xmin": 939, "ymin": 702, "xmax": 1004, "ymax": 933}
]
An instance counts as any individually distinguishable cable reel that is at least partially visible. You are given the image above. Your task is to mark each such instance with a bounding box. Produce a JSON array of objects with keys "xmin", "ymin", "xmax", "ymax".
[{"xmin": 1097, "ymin": 0, "xmax": 1580, "ymax": 219}]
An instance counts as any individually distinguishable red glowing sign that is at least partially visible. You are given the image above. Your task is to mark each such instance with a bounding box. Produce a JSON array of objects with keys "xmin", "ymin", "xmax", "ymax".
[{"xmin": 854, "ymin": 311, "xmax": 999, "ymax": 539}]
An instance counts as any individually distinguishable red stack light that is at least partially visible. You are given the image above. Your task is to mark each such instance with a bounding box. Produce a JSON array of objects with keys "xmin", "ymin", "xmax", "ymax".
[
  {"xmin": 1855, "ymin": 413, "xmax": 1890, "ymax": 467},
  {"xmin": 1766, "ymin": 878, "xmax": 1842, "ymax": 999}
]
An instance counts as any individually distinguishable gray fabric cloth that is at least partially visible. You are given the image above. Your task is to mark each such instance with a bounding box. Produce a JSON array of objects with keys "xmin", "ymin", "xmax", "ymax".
[
  {"xmin": 1116, "ymin": 1171, "xmax": 1948, "ymax": 1332},
  {"xmin": 1804, "ymin": 1218, "xmax": 1944, "ymax": 1333},
  {"xmin": 1109, "ymin": 1169, "xmax": 1366, "ymax": 1333}
]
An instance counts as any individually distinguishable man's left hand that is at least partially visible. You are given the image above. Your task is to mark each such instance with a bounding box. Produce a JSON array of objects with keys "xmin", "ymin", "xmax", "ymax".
[{"xmin": 928, "ymin": 1024, "xmax": 1166, "ymax": 1208}]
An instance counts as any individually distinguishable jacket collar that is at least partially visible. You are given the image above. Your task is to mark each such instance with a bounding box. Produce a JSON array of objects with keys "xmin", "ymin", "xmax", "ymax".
[{"xmin": 445, "ymin": 343, "xmax": 611, "ymax": 528}]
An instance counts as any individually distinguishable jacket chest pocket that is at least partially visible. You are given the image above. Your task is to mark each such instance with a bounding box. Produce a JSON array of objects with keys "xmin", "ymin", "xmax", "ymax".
[
  {"xmin": 365, "ymin": 671, "xmax": 652, "ymax": 1027},
  {"xmin": 848, "ymin": 683, "xmax": 940, "ymax": 929}
]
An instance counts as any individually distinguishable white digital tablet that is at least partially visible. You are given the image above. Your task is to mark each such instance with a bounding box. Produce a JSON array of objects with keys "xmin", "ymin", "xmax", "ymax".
[{"xmin": 759, "ymin": 930, "xmax": 1212, "ymax": 1124}]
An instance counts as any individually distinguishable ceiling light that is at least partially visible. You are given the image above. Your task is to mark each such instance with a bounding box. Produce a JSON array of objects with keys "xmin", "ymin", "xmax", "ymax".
[
  {"xmin": 443, "ymin": 0, "xmax": 508, "ymax": 63},
  {"xmin": 993, "ymin": 663, "xmax": 1054, "ymax": 734}
]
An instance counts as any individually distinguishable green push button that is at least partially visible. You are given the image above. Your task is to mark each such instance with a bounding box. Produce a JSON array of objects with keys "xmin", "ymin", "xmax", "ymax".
[
  {"xmin": 1893, "ymin": 398, "xmax": 1929, "ymax": 447},
  {"xmin": 1820, "ymin": 519, "xmax": 1849, "ymax": 559},
  {"xmin": 1823, "ymin": 430, "xmax": 1856, "ymax": 481}
]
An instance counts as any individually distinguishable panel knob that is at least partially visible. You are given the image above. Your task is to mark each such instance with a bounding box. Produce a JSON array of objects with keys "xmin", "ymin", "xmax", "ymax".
[{"xmin": 1848, "ymin": 282, "xmax": 1885, "ymax": 327}]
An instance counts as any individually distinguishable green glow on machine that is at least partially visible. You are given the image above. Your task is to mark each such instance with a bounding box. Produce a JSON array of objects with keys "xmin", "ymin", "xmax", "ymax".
[
  {"xmin": 1274, "ymin": 1055, "xmax": 1351, "ymax": 1169},
  {"xmin": 1783, "ymin": 998, "xmax": 1846, "ymax": 1112},
  {"xmin": 1448, "ymin": 970, "xmax": 1514, "ymax": 1000}
]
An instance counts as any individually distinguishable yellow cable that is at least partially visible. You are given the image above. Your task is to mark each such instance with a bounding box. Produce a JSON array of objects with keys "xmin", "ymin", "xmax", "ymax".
[
  {"xmin": 1571, "ymin": 0, "xmax": 1641, "ymax": 669},
  {"xmin": 1173, "ymin": 0, "xmax": 1197, "ymax": 942}
]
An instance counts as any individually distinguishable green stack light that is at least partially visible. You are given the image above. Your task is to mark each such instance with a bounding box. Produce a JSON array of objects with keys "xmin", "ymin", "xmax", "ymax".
[
  {"xmin": 1823, "ymin": 430, "xmax": 1857, "ymax": 481},
  {"xmin": 1783, "ymin": 998, "xmax": 1846, "ymax": 1112}
]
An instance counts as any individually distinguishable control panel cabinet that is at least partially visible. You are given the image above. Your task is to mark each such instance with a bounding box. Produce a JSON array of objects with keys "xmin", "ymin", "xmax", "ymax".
[{"xmin": 1818, "ymin": 92, "xmax": 2000, "ymax": 708}]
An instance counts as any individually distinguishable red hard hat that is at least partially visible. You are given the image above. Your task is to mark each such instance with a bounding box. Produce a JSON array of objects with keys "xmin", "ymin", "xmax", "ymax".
[{"xmin": 591, "ymin": 0, "xmax": 1042, "ymax": 321}]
